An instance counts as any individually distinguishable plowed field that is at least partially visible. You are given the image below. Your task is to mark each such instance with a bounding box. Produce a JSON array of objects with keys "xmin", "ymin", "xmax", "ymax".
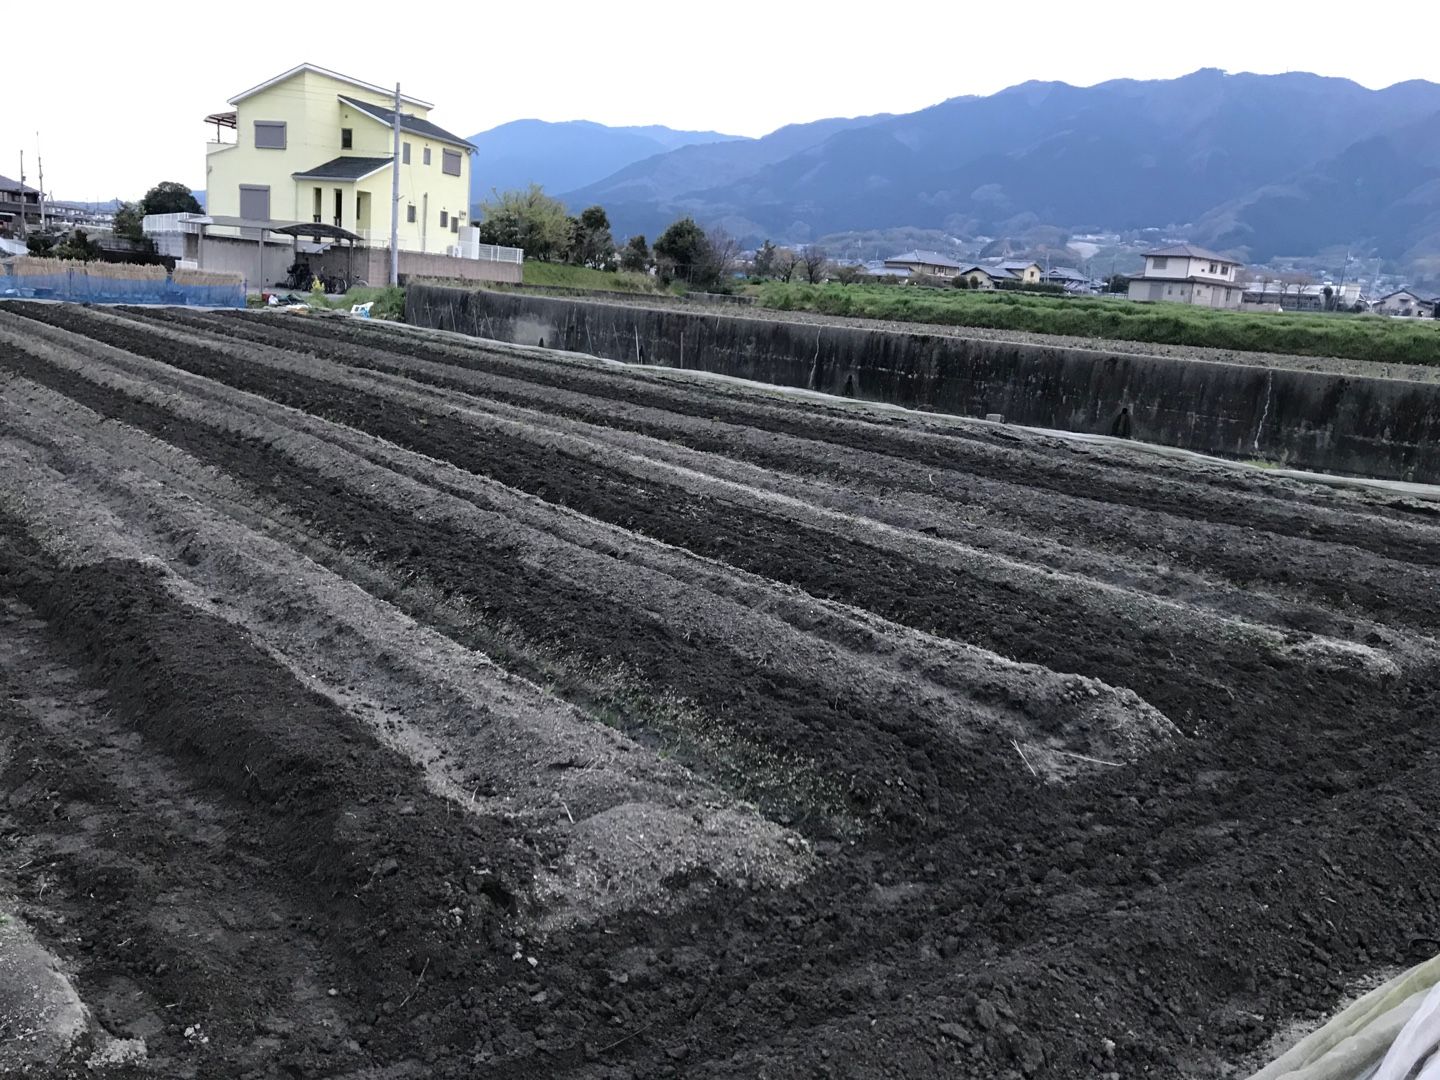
[{"xmin": 1, "ymin": 301, "xmax": 1438, "ymax": 1080}]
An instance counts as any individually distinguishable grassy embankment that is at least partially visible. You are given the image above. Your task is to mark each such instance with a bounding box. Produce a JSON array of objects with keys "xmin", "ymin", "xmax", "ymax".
[
  {"xmin": 760, "ymin": 283, "xmax": 1440, "ymax": 367},
  {"xmin": 521, "ymin": 261, "xmax": 671, "ymax": 294}
]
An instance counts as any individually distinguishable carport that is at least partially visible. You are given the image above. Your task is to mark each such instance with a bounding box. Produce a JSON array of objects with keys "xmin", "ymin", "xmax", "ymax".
[{"xmin": 270, "ymin": 222, "xmax": 365, "ymax": 288}]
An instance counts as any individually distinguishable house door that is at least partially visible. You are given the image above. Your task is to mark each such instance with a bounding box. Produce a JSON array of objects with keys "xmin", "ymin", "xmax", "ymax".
[
  {"xmin": 333, "ymin": 189, "xmax": 343, "ymax": 228},
  {"xmin": 313, "ymin": 187, "xmax": 323, "ymax": 224},
  {"xmin": 356, "ymin": 191, "xmax": 371, "ymax": 237}
]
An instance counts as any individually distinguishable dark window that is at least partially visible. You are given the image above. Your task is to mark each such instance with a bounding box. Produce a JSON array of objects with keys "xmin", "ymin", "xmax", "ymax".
[
  {"xmin": 451, "ymin": 216, "xmax": 459, "ymax": 233},
  {"xmin": 423, "ymin": 147, "xmax": 432, "ymax": 166},
  {"xmin": 402, "ymin": 142, "xmax": 411, "ymax": 164},
  {"xmin": 442, "ymin": 148, "xmax": 462, "ymax": 176},
  {"xmin": 440, "ymin": 210, "xmax": 448, "ymax": 228},
  {"xmin": 341, "ymin": 128, "xmax": 353, "ymax": 149},
  {"xmin": 254, "ymin": 121, "xmax": 286, "ymax": 149},
  {"xmin": 407, "ymin": 204, "xmax": 416, "ymax": 223},
  {"xmin": 1152, "ymin": 256, "xmax": 1168, "ymax": 270},
  {"xmin": 239, "ymin": 184, "xmax": 270, "ymax": 221}
]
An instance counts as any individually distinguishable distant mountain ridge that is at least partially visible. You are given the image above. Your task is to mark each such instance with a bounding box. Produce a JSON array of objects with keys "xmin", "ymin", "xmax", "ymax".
[
  {"xmin": 467, "ymin": 119, "xmax": 741, "ymax": 207},
  {"xmin": 531, "ymin": 70, "xmax": 1440, "ymax": 271}
]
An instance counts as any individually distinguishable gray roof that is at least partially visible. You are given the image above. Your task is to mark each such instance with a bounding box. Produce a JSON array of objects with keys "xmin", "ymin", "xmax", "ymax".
[
  {"xmin": 960, "ymin": 263, "xmax": 1027, "ymax": 279},
  {"xmin": 0, "ymin": 174, "xmax": 39, "ymax": 194},
  {"xmin": 338, "ymin": 96, "xmax": 473, "ymax": 149},
  {"xmin": 1144, "ymin": 243, "xmax": 1238, "ymax": 263},
  {"xmin": 292, "ymin": 156, "xmax": 393, "ymax": 181},
  {"xmin": 884, "ymin": 249, "xmax": 963, "ymax": 269}
]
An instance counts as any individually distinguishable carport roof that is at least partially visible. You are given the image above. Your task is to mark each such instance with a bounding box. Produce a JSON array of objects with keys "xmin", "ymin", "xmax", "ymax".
[{"xmin": 270, "ymin": 222, "xmax": 364, "ymax": 243}]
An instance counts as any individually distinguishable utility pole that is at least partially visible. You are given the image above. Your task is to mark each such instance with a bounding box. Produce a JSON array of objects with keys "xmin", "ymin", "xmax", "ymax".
[
  {"xmin": 390, "ymin": 82, "xmax": 401, "ymax": 287},
  {"xmin": 36, "ymin": 134, "xmax": 45, "ymax": 231},
  {"xmin": 17, "ymin": 151, "xmax": 26, "ymax": 238}
]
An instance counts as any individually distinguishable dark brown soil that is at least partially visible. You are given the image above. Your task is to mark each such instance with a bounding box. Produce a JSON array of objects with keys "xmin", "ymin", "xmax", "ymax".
[{"xmin": 2, "ymin": 301, "xmax": 1439, "ymax": 1080}]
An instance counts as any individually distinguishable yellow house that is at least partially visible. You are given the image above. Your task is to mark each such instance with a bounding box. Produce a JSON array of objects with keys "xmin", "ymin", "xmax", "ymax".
[{"xmin": 204, "ymin": 63, "xmax": 472, "ymax": 254}]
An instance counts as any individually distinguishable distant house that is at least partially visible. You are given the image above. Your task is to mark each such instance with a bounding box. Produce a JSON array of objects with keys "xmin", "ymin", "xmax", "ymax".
[
  {"xmin": 1127, "ymin": 243, "xmax": 1244, "ymax": 308},
  {"xmin": 1042, "ymin": 265, "xmax": 1092, "ymax": 289},
  {"xmin": 0, "ymin": 174, "xmax": 42, "ymax": 232},
  {"xmin": 861, "ymin": 260, "xmax": 912, "ymax": 279},
  {"xmin": 883, "ymin": 250, "xmax": 963, "ymax": 277},
  {"xmin": 993, "ymin": 260, "xmax": 1043, "ymax": 285},
  {"xmin": 1373, "ymin": 289, "xmax": 1436, "ymax": 317},
  {"xmin": 956, "ymin": 260, "xmax": 1044, "ymax": 289}
]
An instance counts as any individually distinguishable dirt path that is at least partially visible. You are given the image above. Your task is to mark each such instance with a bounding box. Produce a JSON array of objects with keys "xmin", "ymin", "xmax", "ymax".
[{"xmin": 1, "ymin": 301, "xmax": 1438, "ymax": 1079}]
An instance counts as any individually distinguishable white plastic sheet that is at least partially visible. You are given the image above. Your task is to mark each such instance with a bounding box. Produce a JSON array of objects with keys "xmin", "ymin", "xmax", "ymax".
[{"xmin": 1249, "ymin": 955, "xmax": 1440, "ymax": 1080}]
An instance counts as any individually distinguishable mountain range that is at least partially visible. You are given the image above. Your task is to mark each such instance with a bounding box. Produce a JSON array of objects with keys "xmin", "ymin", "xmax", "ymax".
[
  {"xmin": 468, "ymin": 70, "xmax": 1440, "ymax": 274},
  {"xmin": 467, "ymin": 120, "xmax": 739, "ymax": 205}
]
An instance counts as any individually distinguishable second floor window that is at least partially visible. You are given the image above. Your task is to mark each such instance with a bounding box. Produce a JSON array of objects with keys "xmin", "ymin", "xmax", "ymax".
[
  {"xmin": 341, "ymin": 128, "xmax": 353, "ymax": 149},
  {"xmin": 442, "ymin": 149, "xmax": 462, "ymax": 176},
  {"xmin": 407, "ymin": 204, "xmax": 416, "ymax": 223},
  {"xmin": 402, "ymin": 142, "xmax": 411, "ymax": 164},
  {"xmin": 440, "ymin": 210, "xmax": 448, "ymax": 228},
  {"xmin": 254, "ymin": 121, "xmax": 286, "ymax": 149},
  {"xmin": 423, "ymin": 147, "xmax": 432, "ymax": 166},
  {"xmin": 1152, "ymin": 256, "xmax": 1168, "ymax": 270}
]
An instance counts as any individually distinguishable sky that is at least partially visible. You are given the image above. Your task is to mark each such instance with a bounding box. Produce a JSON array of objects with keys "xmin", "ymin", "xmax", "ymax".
[{"xmin": 7, "ymin": 0, "xmax": 1437, "ymax": 200}]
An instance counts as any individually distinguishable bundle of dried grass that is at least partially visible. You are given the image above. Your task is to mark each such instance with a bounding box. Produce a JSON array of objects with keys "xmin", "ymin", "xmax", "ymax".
[
  {"xmin": 85, "ymin": 262, "xmax": 168, "ymax": 282},
  {"xmin": 173, "ymin": 267, "xmax": 244, "ymax": 287},
  {"xmin": 9, "ymin": 256, "xmax": 70, "ymax": 277}
]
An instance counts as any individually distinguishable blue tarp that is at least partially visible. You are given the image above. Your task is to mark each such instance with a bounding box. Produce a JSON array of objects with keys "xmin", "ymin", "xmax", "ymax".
[{"xmin": 0, "ymin": 270, "xmax": 245, "ymax": 309}]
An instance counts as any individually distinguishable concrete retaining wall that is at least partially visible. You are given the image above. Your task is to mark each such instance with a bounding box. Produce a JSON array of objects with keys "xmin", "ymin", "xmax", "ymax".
[{"xmin": 405, "ymin": 284, "xmax": 1440, "ymax": 483}]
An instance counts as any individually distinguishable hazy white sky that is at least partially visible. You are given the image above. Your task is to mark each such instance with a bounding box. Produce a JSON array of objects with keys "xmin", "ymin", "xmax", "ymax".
[{"xmin": 6, "ymin": 0, "xmax": 1434, "ymax": 200}]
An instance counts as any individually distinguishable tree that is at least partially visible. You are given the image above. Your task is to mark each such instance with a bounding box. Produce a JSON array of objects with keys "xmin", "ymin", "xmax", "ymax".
[
  {"xmin": 113, "ymin": 201, "xmax": 145, "ymax": 241},
  {"xmin": 774, "ymin": 247, "xmax": 801, "ymax": 283},
  {"xmin": 476, "ymin": 183, "xmax": 572, "ymax": 262},
  {"xmin": 801, "ymin": 246, "xmax": 829, "ymax": 284},
  {"xmin": 53, "ymin": 229, "xmax": 102, "ymax": 261},
  {"xmin": 1322, "ymin": 284, "xmax": 1335, "ymax": 311},
  {"xmin": 570, "ymin": 205, "xmax": 616, "ymax": 269},
  {"xmin": 1104, "ymin": 274, "xmax": 1129, "ymax": 294},
  {"xmin": 700, "ymin": 226, "xmax": 741, "ymax": 287},
  {"xmin": 833, "ymin": 263, "xmax": 863, "ymax": 285},
  {"xmin": 653, "ymin": 217, "xmax": 713, "ymax": 286},
  {"xmin": 752, "ymin": 239, "xmax": 778, "ymax": 279},
  {"xmin": 620, "ymin": 234, "xmax": 651, "ymax": 273},
  {"xmin": 140, "ymin": 182, "xmax": 202, "ymax": 217}
]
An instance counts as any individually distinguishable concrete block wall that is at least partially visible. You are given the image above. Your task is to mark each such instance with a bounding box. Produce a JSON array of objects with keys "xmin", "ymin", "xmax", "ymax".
[
  {"xmin": 194, "ymin": 235, "xmax": 525, "ymax": 291},
  {"xmin": 405, "ymin": 285, "xmax": 1440, "ymax": 484}
]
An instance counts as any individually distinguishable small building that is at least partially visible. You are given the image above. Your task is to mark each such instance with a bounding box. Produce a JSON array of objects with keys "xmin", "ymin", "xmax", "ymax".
[
  {"xmin": 1127, "ymin": 243, "xmax": 1244, "ymax": 308},
  {"xmin": 1042, "ymin": 265, "xmax": 1092, "ymax": 291},
  {"xmin": 1242, "ymin": 280, "xmax": 1363, "ymax": 311},
  {"xmin": 861, "ymin": 260, "xmax": 911, "ymax": 280},
  {"xmin": 956, "ymin": 260, "xmax": 1044, "ymax": 289},
  {"xmin": 1373, "ymin": 289, "xmax": 1436, "ymax": 318},
  {"xmin": 883, "ymin": 250, "xmax": 963, "ymax": 277}
]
